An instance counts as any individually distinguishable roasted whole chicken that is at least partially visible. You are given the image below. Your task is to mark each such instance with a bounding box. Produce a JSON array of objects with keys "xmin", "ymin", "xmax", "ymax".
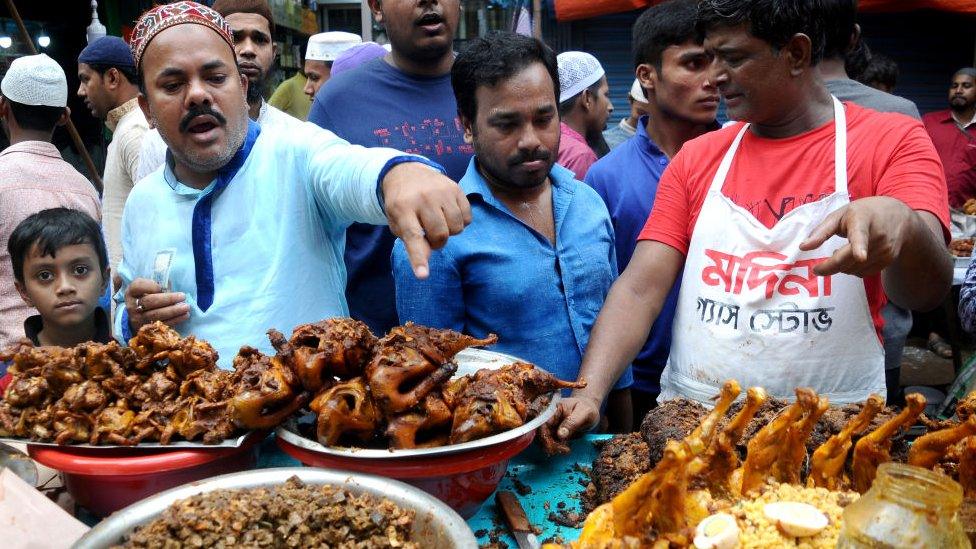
[
  {"xmin": 0, "ymin": 323, "xmax": 240, "ymax": 445},
  {"xmin": 563, "ymin": 381, "xmax": 976, "ymax": 548},
  {"xmin": 261, "ymin": 320, "xmax": 583, "ymax": 451}
]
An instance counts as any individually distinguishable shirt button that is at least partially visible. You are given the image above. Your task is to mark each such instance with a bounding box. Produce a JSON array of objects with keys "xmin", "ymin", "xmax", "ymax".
[{"xmin": 659, "ymin": 159, "xmax": 667, "ymax": 165}]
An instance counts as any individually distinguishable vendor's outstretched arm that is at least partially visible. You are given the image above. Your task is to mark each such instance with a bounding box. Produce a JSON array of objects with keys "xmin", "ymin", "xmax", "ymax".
[
  {"xmin": 549, "ymin": 240, "xmax": 684, "ymax": 440},
  {"xmin": 800, "ymin": 196, "xmax": 950, "ymax": 311}
]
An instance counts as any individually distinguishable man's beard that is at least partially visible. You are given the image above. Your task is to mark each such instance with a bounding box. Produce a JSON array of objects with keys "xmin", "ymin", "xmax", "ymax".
[
  {"xmin": 246, "ymin": 66, "xmax": 276, "ymax": 106},
  {"xmin": 152, "ymin": 102, "xmax": 249, "ymax": 174},
  {"xmin": 951, "ymin": 96, "xmax": 971, "ymax": 112}
]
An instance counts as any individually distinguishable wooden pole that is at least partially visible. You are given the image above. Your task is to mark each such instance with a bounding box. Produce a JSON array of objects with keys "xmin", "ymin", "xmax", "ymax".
[
  {"xmin": 532, "ymin": 0, "xmax": 542, "ymax": 39},
  {"xmin": 3, "ymin": 0, "xmax": 105, "ymax": 195}
]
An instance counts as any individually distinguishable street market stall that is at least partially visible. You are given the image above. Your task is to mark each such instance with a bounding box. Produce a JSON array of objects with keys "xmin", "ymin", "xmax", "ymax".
[{"xmin": 2, "ymin": 317, "xmax": 976, "ymax": 548}]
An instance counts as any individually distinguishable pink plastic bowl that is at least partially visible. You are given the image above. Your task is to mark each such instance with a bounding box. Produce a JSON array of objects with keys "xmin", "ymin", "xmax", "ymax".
[
  {"xmin": 29, "ymin": 435, "xmax": 261, "ymax": 517},
  {"xmin": 277, "ymin": 430, "xmax": 535, "ymax": 518}
]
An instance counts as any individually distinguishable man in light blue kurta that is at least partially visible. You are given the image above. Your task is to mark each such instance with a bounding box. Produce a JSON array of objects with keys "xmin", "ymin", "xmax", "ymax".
[
  {"xmin": 115, "ymin": 120, "xmax": 425, "ymax": 365},
  {"xmin": 116, "ymin": 2, "xmax": 470, "ymax": 367}
]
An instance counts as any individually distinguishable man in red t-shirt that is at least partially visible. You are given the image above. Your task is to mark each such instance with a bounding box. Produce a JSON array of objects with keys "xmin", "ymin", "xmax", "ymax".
[
  {"xmin": 548, "ymin": 0, "xmax": 951, "ymax": 441},
  {"xmin": 922, "ymin": 68, "xmax": 976, "ymax": 208}
]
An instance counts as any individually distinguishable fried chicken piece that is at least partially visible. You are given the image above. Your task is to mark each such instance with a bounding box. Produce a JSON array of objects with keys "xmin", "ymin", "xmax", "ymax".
[
  {"xmin": 129, "ymin": 371, "xmax": 179, "ymax": 403},
  {"xmin": 53, "ymin": 409, "xmax": 92, "ymax": 445},
  {"xmin": 308, "ymin": 377, "xmax": 380, "ymax": 447},
  {"xmin": 280, "ymin": 319, "xmax": 377, "ymax": 391},
  {"xmin": 57, "ymin": 380, "xmax": 109, "ymax": 414},
  {"xmin": 366, "ymin": 323, "xmax": 496, "ymax": 414},
  {"xmin": 171, "ymin": 397, "xmax": 236, "ymax": 444},
  {"xmin": 90, "ymin": 405, "xmax": 138, "ymax": 445},
  {"xmin": 180, "ymin": 369, "xmax": 233, "ymax": 402},
  {"xmin": 4, "ymin": 376, "xmax": 50, "ymax": 408},
  {"xmin": 809, "ymin": 394, "xmax": 884, "ymax": 490},
  {"xmin": 735, "ymin": 388, "xmax": 814, "ymax": 496},
  {"xmin": 592, "ymin": 440, "xmax": 693, "ymax": 544},
  {"xmin": 852, "ymin": 393, "xmax": 926, "ymax": 493},
  {"xmin": 229, "ymin": 346, "xmax": 306, "ymax": 429},
  {"xmin": 128, "ymin": 321, "xmax": 181, "ymax": 367},
  {"xmin": 40, "ymin": 348, "xmax": 84, "ymax": 396},
  {"xmin": 686, "ymin": 380, "xmax": 740, "ymax": 456},
  {"xmin": 909, "ymin": 413, "xmax": 976, "ymax": 469},
  {"xmin": 692, "ymin": 386, "xmax": 767, "ymax": 496},
  {"xmin": 592, "ymin": 433, "xmax": 651, "ymax": 504},
  {"xmin": 0, "ymin": 339, "xmax": 56, "ymax": 376},
  {"xmin": 449, "ymin": 362, "xmax": 584, "ymax": 445},
  {"xmin": 774, "ymin": 391, "xmax": 829, "ymax": 485},
  {"xmin": 640, "ymin": 398, "xmax": 708, "ymax": 465},
  {"xmin": 76, "ymin": 341, "xmax": 134, "ymax": 380},
  {"xmin": 387, "ymin": 393, "xmax": 453, "ymax": 449},
  {"xmin": 129, "ymin": 322, "xmax": 217, "ymax": 377},
  {"xmin": 957, "ymin": 436, "xmax": 976, "ymax": 499}
]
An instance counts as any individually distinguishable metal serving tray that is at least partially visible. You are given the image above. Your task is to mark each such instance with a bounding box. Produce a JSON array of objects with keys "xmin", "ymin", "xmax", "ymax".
[
  {"xmin": 72, "ymin": 467, "xmax": 477, "ymax": 548},
  {"xmin": 275, "ymin": 347, "xmax": 562, "ymax": 459}
]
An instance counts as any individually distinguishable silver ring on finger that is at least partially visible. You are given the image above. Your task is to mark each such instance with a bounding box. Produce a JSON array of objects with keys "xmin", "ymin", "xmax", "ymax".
[{"xmin": 136, "ymin": 297, "xmax": 144, "ymax": 312}]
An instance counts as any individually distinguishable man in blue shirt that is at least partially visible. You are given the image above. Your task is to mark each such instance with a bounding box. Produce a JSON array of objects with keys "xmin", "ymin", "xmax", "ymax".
[
  {"xmin": 308, "ymin": 0, "xmax": 474, "ymax": 336},
  {"xmin": 392, "ymin": 32, "xmax": 633, "ymax": 433},
  {"xmin": 117, "ymin": 2, "xmax": 469, "ymax": 366},
  {"xmin": 583, "ymin": 0, "xmax": 718, "ymax": 420}
]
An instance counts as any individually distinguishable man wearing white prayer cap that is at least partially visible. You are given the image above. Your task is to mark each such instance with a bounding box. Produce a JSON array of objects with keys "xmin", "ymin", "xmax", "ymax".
[
  {"xmin": 556, "ymin": 51, "xmax": 613, "ymax": 180},
  {"xmin": 602, "ymin": 78, "xmax": 651, "ymax": 150},
  {"xmin": 303, "ymin": 31, "xmax": 362, "ymax": 99},
  {"xmin": 0, "ymin": 54, "xmax": 102, "ymax": 349}
]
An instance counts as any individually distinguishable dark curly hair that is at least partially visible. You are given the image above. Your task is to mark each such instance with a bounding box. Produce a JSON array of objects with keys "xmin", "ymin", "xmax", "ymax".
[
  {"xmin": 697, "ymin": 0, "xmax": 831, "ymax": 66},
  {"xmin": 451, "ymin": 31, "xmax": 559, "ymax": 123}
]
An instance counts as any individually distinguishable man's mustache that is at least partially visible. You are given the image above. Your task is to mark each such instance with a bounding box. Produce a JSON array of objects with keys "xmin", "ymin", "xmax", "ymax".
[
  {"xmin": 179, "ymin": 105, "xmax": 227, "ymax": 133},
  {"xmin": 508, "ymin": 150, "xmax": 552, "ymax": 166}
]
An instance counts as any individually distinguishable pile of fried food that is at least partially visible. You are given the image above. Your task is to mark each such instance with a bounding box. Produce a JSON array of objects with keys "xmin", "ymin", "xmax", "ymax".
[
  {"xmin": 554, "ymin": 380, "xmax": 976, "ymax": 548},
  {"xmin": 230, "ymin": 319, "xmax": 583, "ymax": 451},
  {"xmin": 963, "ymin": 198, "xmax": 976, "ymax": 216},
  {"xmin": 951, "ymin": 237, "xmax": 975, "ymax": 257},
  {"xmin": 0, "ymin": 323, "xmax": 236, "ymax": 445},
  {"xmin": 116, "ymin": 476, "xmax": 418, "ymax": 548}
]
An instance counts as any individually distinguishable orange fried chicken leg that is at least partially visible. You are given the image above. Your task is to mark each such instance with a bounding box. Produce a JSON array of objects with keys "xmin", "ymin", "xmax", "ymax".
[{"xmin": 852, "ymin": 393, "xmax": 926, "ymax": 493}]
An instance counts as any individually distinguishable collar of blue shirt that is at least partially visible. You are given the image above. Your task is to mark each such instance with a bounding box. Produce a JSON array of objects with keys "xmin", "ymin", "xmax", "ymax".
[{"xmin": 458, "ymin": 156, "xmax": 579, "ymax": 211}]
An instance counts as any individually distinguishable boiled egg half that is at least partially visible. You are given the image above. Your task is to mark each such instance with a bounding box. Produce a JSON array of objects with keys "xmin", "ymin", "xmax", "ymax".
[{"xmin": 763, "ymin": 501, "xmax": 828, "ymax": 537}]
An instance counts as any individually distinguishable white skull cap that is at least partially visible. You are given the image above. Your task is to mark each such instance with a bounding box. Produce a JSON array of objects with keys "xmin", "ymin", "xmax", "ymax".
[
  {"xmin": 556, "ymin": 51, "xmax": 605, "ymax": 104},
  {"xmin": 629, "ymin": 78, "xmax": 648, "ymax": 104},
  {"xmin": 1, "ymin": 54, "xmax": 68, "ymax": 108},
  {"xmin": 306, "ymin": 31, "xmax": 362, "ymax": 62}
]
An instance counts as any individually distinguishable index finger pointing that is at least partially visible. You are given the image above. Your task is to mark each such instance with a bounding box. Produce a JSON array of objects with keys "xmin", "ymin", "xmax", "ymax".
[
  {"xmin": 799, "ymin": 208, "xmax": 843, "ymax": 251},
  {"xmin": 398, "ymin": 219, "xmax": 431, "ymax": 279}
]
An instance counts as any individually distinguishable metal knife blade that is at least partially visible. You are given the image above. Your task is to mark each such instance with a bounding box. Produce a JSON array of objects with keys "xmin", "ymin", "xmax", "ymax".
[{"xmin": 497, "ymin": 490, "xmax": 541, "ymax": 549}]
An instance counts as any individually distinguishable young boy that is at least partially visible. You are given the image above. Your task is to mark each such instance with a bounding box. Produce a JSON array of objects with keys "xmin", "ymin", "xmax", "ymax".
[{"xmin": 4, "ymin": 208, "xmax": 111, "ymax": 353}]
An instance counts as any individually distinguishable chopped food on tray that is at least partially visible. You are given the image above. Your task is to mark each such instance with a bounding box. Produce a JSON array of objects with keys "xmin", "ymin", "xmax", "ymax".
[
  {"xmin": 964, "ymin": 198, "xmax": 976, "ymax": 216},
  {"xmin": 114, "ymin": 476, "xmax": 418, "ymax": 549},
  {"xmin": 951, "ymin": 238, "xmax": 975, "ymax": 257}
]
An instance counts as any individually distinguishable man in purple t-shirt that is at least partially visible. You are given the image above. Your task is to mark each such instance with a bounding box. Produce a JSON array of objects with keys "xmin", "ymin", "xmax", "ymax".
[{"xmin": 307, "ymin": 0, "xmax": 474, "ymax": 336}]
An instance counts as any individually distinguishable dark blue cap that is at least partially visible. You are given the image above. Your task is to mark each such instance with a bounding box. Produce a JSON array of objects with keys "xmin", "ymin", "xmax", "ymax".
[{"xmin": 78, "ymin": 36, "xmax": 135, "ymax": 70}]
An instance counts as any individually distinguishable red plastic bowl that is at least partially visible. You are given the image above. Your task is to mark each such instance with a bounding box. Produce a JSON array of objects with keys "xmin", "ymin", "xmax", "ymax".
[
  {"xmin": 28, "ymin": 435, "xmax": 261, "ymax": 517},
  {"xmin": 277, "ymin": 430, "xmax": 535, "ymax": 518}
]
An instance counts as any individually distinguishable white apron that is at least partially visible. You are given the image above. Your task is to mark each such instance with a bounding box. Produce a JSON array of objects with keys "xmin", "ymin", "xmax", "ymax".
[{"xmin": 660, "ymin": 97, "xmax": 886, "ymax": 405}]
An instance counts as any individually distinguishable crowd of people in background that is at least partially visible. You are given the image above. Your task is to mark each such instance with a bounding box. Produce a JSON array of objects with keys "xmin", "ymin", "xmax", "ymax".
[{"xmin": 0, "ymin": 0, "xmax": 974, "ymax": 440}]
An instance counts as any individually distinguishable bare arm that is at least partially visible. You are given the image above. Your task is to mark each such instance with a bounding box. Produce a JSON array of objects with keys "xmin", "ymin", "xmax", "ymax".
[
  {"xmin": 881, "ymin": 211, "xmax": 951, "ymax": 311},
  {"xmin": 549, "ymin": 240, "xmax": 684, "ymax": 439},
  {"xmin": 800, "ymin": 197, "xmax": 950, "ymax": 311}
]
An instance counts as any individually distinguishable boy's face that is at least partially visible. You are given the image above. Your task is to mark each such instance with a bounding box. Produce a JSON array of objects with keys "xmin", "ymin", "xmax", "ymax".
[{"xmin": 15, "ymin": 242, "xmax": 107, "ymax": 331}]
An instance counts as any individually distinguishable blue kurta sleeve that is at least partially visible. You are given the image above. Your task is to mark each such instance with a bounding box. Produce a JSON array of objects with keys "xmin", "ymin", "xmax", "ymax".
[{"xmin": 392, "ymin": 239, "xmax": 465, "ymax": 332}]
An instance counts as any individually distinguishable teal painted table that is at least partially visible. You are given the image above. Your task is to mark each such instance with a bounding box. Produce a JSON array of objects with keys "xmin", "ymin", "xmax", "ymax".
[{"xmin": 467, "ymin": 434, "xmax": 608, "ymax": 546}]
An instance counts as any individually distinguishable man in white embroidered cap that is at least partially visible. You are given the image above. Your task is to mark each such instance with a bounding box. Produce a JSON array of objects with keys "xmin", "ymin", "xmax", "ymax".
[
  {"xmin": 556, "ymin": 51, "xmax": 613, "ymax": 180},
  {"xmin": 117, "ymin": 1, "xmax": 470, "ymax": 366},
  {"xmin": 303, "ymin": 31, "xmax": 362, "ymax": 99},
  {"xmin": 0, "ymin": 54, "xmax": 102, "ymax": 349}
]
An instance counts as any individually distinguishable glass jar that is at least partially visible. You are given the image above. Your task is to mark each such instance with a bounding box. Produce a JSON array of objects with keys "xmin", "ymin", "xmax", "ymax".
[{"xmin": 836, "ymin": 462, "xmax": 970, "ymax": 548}]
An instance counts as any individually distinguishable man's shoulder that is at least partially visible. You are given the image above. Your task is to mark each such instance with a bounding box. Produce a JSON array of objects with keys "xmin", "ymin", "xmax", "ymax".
[
  {"xmin": 922, "ymin": 109, "xmax": 950, "ymax": 124},
  {"xmin": 587, "ymin": 137, "xmax": 638, "ymax": 182},
  {"xmin": 826, "ymin": 79, "xmax": 919, "ymax": 118},
  {"xmin": 847, "ymin": 102, "xmax": 925, "ymax": 136},
  {"xmin": 125, "ymin": 169, "xmax": 169, "ymax": 204},
  {"xmin": 318, "ymin": 59, "xmax": 389, "ymax": 101}
]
